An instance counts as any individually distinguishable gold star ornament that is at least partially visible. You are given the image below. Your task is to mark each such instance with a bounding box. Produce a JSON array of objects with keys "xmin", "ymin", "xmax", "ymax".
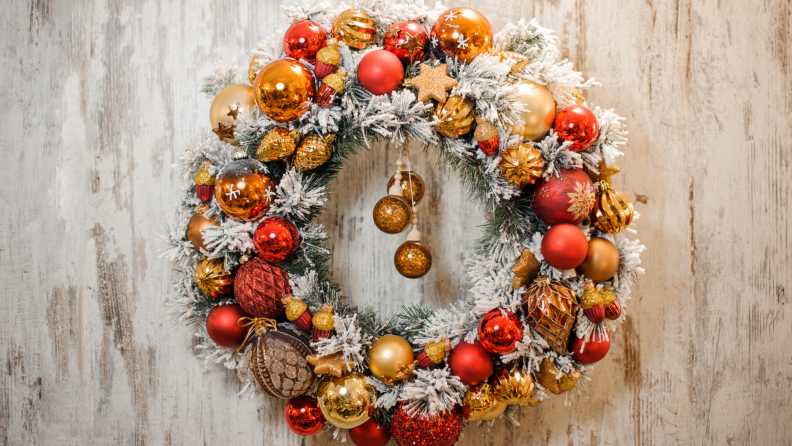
[
  {"xmin": 212, "ymin": 122, "xmax": 235, "ymax": 140},
  {"xmin": 306, "ymin": 352, "xmax": 354, "ymax": 377},
  {"xmin": 584, "ymin": 157, "xmax": 621, "ymax": 187},
  {"xmin": 405, "ymin": 63, "xmax": 458, "ymax": 103}
]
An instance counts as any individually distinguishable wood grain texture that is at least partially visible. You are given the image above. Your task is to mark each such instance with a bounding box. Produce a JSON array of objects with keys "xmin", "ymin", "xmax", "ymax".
[{"xmin": 0, "ymin": 0, "xmax": 790, "ymax": 444}]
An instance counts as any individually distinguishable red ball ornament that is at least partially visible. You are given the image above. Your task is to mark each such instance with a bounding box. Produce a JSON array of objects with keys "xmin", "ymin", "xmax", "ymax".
[
  {"xmin": 553, "ymin": 105, "xmax": 599, "ymax": 152},
  {"xmin": 570, "ymin": 331, "xmax": 611, "ymax": 364},
  {"xmin": 349, "ymin": 418, "xmax": 391, "ymax": 446},
  {"xmin": 540, "ymin": 224, "xmax": 589, "ymax": 271},
  {"xmin": 532, "ymin": 167, "xmax": 595, "ymax": 226},
  {"xmin": 253, "ymin": 217, "xmax": 300, "ymax": 263},
  {"xmin": 285, "ymin": 395, "xmax": 326, "ymax": 436},
  {"xmin": 283, "ymin": 20, "xmax": 327, "ymax": 63},
  {"xmin": 477, "ymin": 309, "xmax": 524, "ymax": 355},
  {"xmin": 356, "ymin": 50, "xmax": 405, "ymax": 96},
  {"xmin": 234, "ymin": 257, "xmax": 290, "ymax": 318},
  {"xmin": 390, "ymin": 402, "xmax": 463, "ymax": 446},
  {"xmin": 448, "ymin": 341, "xmax": 494, "ymax": 385},
  {"xmin": 206, "ymin": 303, "xmax": 250, "ymax": 348},
  {"xmin": 383, "ymin": 21, "xmax": 429, "ymax": 65}
]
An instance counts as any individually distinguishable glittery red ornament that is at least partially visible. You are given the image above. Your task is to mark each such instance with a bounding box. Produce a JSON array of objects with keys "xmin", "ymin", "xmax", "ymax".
[
  {"xmin": 356, "ymin": 50, "xmax": 405, "ymax": 96},
  {"xmin": 477, "ymin": 309, "xmax": 524, "ymax": 355},
  {"xmin": 540, "ymin": 223, "xmax": 589, "ymax": 271},
  {"xmin": 206, "ymin": 303, "xmax": 250, "ymax": 348},
  {"xmin": 447, "ymin": 341, "xmax": 494, "ymax": 385},
  {"xmin": 605, "ymin": 300, "xmax": 622, "ymax": 320},
  {"xmin": 570, "ymin": 331, "xmax": 610, "ymax": 364},
  {"xmin": 553, "ymin": 105, "xmax": 599, "ymax": 152},
  {"xmin": 383, "ymin": 21, "xmax": 429, "ymax": 65},
  {"xmin": 283, "ymin": 20, "xmax": 327, "ymax": 63},
  {"xmin": 253, "ymin": 217, "xmax": 300, "ymax": 263},
  {"xmin": 349, "ymin": 418, "xmax": 391, "ymax": 446},
  {"xmin": 390, "ymin": 403, "xmax": 463, "ymax": 446},
  {"xmin": 285, "ymin": 395, "xmax": 326, "ymax": 436},
  {"xmin": 532, "ymin": 168, "xmax": 596, "ymax": 226},
  {"xmin": 234, "ymin": 257, "xmax": 289, "ymax": 318}
]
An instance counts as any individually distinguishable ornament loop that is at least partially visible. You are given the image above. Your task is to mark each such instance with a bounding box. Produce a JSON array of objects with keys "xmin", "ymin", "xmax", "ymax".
[{"xmin": 233, "ymin": 317, "xmax": 279, "ymax": 364}]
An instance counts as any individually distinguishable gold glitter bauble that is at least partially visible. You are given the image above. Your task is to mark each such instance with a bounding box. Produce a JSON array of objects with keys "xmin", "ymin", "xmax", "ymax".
[
  {"xmin": 254, "ymin": 59, "xmax": 315, "ymax": 122},
  {"xmin": 194, "ymin": 257, "xmax": 234, "ymax": 298},
  {"xmin": 209, "ymin": 85, "xmax": 256, "ymax": 144},
  {"xmin": 495, "ymin": 51, "xmax": 529, "ymax": 74},
  {"xmin": 577, "ymin": 237, "xmax": 620, "ymax": 282},
  {"xmin": 372, "ymin": 195, "xmax": 411, "ymax": 234},
  {"xmin": 331, "ymin": 10, "xmax": 377, "ymax": 49},
  {"xmin": 256, "ymin": 127, "xmax": 300, "ymax": 162},
  {"xmin": 489, "ymin": 366, "xmax": 534, "ymax": 405},
  {"xmin": 215, "ymin": 158, "xmax": 274, "ymax": 222},
  {"xmin": 431, "ymin": 7, "xmax": 493, "ymax": 63},
  {"xmin": 316, "ymin": 372, "xmax": 377, "ymax": 428},
  {"xmin": 498, "ymin": 141, "xmax": 545, "ymax": 188},
  {"xmin": 394, "ymin": 241, "xmax": 432, "ymax": 279},
  {"xmin": 186, "ymin": 212, "xmax": 220, "ymax": 252},
  {"xmin": 480, "ymin": 399, "xmax": 507, "ymax": 421},
  {"xmin": 368, "ymin": 335, "xmax": 415, "ymax": 384},
  {"xmin": 463, "ymin": 383, "xmax": 496, "ymax": 421},
  {"xmin": 434, "ymin": 96, "xmax": 475, "ymax": 138},
  {"xmin": 387, "ymin": 171, "xmax": 425, "ymax": 204},
  {"xmin": 246, "ymin": 323, "xmax": 315, "ymax": 399},
  {"xmin": 293, "ymin": 134, "xmax": 335, "ymax": 170},
  {"xmin": 591, "ymin": 182, "xmax": 634, "ymax": 233},
  {"xmin": 511, "ymin": 80, "xmax": 556, "ymax": 141}
]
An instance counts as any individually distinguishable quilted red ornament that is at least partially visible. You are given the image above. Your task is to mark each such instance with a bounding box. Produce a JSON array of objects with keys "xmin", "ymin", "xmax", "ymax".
[
  {"xmin": 349, "ymin": 418, "xmax": 391, "ymax": 446},
  {"xmin": 552, "ymin": 105, "xmax": 599, "ymax": 152},
  {"xmin": 234, "ymin": 257, "xmax": 289, "ymax": 318},
  {"xmin": 253, "ymin": 217, "xmax": 300, "ymax": 263},
  {"xmin": 383, "ymin": 21, "xmax": 429, "ymax": 65},
  {"xmin": 477, "ymin": 309, "xmax": 523, "ymax": 355},
  {"xmin": 540, "ymin": 224, "xmax": 589, "ymax": 270},
  {"xmin": 390, "ymin": 402, "xmax": 463, "ymax": 446},
  {"xmin": 570, "ymin": 331, "xmax": 610, "ymax": 364},
  {"xmin": 285, "ymin": 395, "xmax": 325, "ymax": 436},
  {"xmin": 532, "ymin": 168, "xmax": 595, "ymax": 226},
  {"xmin": 283, "ymin": 20, "xmax": 327, "ymax": 63}
]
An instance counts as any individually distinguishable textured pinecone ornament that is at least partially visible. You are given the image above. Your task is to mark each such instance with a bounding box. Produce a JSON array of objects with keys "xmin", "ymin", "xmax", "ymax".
[
  {"xmin": 591, "ymin": 181, "xmax": 635, "ymax": 233},
  {"xmin": 282, "ymin": 294, "xmax": 313, "ymax": 331},
  {"xmin": 474, "ymin": 115, "xmax": 499, "ymax": 155},
  {"xmin": 433, "ymin": 96, "xmax": 475, "ymax": 138},
  {"xmin": 256, "ymin": 128, "xmax": 300, "ymax": 162},
  {"xmin": 234, "ymin": 257, "xmax": 289, "ymax": 318},
  {"xmin": 293, "ymin": 134, "xmax": 335, "ymax": 171},
  {"xmin": 316, "ymin": 68, "xmax": 347, "ymax": 107},
  {"xmin": 193, "ymin": 160, "xmax": 216, "ymax": 203},
  {"xmin": 416, "ymin": 340, "xmax": 450, "ymax": 368},
  {"xmin": 315, "ymin": 39, "xmax": 341, "ymax": 79},
  {"xmin": 521, "ymin": 276, "xmax": 578, "ymax": 355},
  {"xmin": 312, "ymin": 304, "xmax": 335, "ymax": 341},
  {"xmin": 499, "ymin": 142, "xmax": 545, "ymax": 188},
  {"xmin": 246, "ymin": 323, "xmax": 315, "ymax": 399},
  {"xmin": 581, "ymin": 281, "xmax": 606, "ymax": 324}
]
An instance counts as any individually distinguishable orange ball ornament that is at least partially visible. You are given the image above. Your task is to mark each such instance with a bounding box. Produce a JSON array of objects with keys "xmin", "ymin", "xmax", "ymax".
[
  {"xmin": 215, "ymin": 152, "xmax": 274, "ymax": 222},
  {"xmin": 254, "ymin": 59, "xmax": 315, "ymax": 122},
  {"xmin": 430, "ymin": 7, "xmax": 493, "ymax": 63},
  {"xmin": 186, "ymin": 210, "xmax": 220, "ymax": 252},
  {"xmin": 577, "ymin": 237, "xmax": 620, "ymax": 282}
]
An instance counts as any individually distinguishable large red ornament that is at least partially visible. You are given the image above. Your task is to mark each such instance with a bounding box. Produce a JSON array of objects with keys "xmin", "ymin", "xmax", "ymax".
[
  {"xmin": 206, "ymin": 303, "xmax": 250, "ymax": 348},
  {"xmin": 356, "ymin": 50, "xmax": 405, "ymax": 96},
  {"xmin": 383, "ymin": 21, "xmax": 429, "ymax": 65},
  {"xmin": 283, "ymin": 20, "xmax": 327, "ymax": 63},
  {"xmin": 448, "ymin": 341, "xmax": 494, "ymax": 385},
  {"xmin": 349, "ymin": 418, "xmax": 391, "ymax": 446},
  {"xmin": 253, "ymin": 217, "xmax": 300, "ymax": 263},
  {"xmin": 553, "ymin": 105, "xmax": 599, "ymax": 152},
  {"xmin": 540, "ymin": 224, "xmax": 589, "ymax": 270},
  {"xmin": 477, "ymin": 309, "xmax": 524, "ymax": 355},
  {"xmin": 390, "ymin": 402, "xmax": 463, "ymax": 446},
  {"xmin": 234, "ymin": 257, "xmax": 290, "ymax": 318},
  {"xmin": 285, "ymin": 395, "xmax": 326, "ymax": 436},
  {"xmin": 570, "ymin": 331, "xmax": 610, "ymax": 364},
  {"xmin": 532, "ymin": 168, "xmax": 595, "ymax": 226}
]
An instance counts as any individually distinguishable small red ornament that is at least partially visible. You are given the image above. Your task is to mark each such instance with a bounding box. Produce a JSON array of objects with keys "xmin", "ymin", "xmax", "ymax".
[
  {"xmin": 570, "ymin": 331, "xmax": 610, "ymax": 364},
  {"xmin": 540, "ymin": 224, "xmax": 589, "ymax": 271},
  {"xmin": 194, "ymin": 160, "xmax": 216, "ymax": 203},
  {"xmin": 315, "ymin": 39, "xmax": 341, "ymax": 79},
  {"xmin": 316, "ymin": 68, "xmax": 347, "ymax": 108},
  {"xmin": 383, "ymin": 21, "xmax": 429, "ymax": 65},
  {"xmin": 477, "ymin": 309, "xmax": 524, "ymax": 355},
  {"xmin": 285, "ymin": 395, "xmax": 326, "ymax": 436},
  {"xmin": 206, "ymin": 303, "xmax": 250, "ymax": 348},
  {"xmin": 447, "ymin": 341, "xmax": 494, "ymax": 385},
  {"xmin": 605, "ymin": 300, "xmax": 622, "ymax": 320},
  {"xmin": 553, "ymin": 105, "xmax": 599, "ymax": 152},
  {"xmin": 234, "ymin": 257, "xmax": 290, "ymax": 318},
  {"xmin": 356, "ymin": 50, "xmax": 405, "ymax": 96},
  {"xmin": 282, "ymin": 294, "xmax": 313, "ymax": 331},
  {"xmin": 584, "ymin": 305, "xmax": 605, "ymax": 324},
  {"xmin": 532, "ymin": 168, "xmax": 595, "ymax": 226},
  {"xmin": 390, "ymin": 402, "xmax": 463, "ymax": 446},
  {"xmin": 283, "ymin": 20, "xmax": 327, "ymax": 63},
  {"xmin": 349, "ymin": 418, "xmax": 391, "ymax": 446},
  {"xmin": 253, "ymin": 217, "xmax": 300, "ymax": 263}
]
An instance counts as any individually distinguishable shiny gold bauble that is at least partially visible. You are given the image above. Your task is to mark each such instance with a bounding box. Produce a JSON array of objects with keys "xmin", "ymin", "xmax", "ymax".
[
  {"xmin": 186, "ymin": 212, "xmax": 220, "ymax": 252},
  {"xmin": 577, "ymin": 237, "xmax": 621, "ymax": 282},
  {"xmin": 293, "ymin": 134, "xmax": 335, "ymax": 170},
  {"xmin": 194, "ymin": 257, "xmax": 234, "ymax": 298},
  {"xmin": 316, "ymin": 372, "xmax": 377, "ymax": 428},
  {"xmin": 489, "ymin": 367, "xmax": 534, "ymax": 405},
  {"xmin": 434, "ymin": 96, "xmax": 475, "ymax": 138},
  {"xmin": 254, "ymin": 59, "xmax": 315, "ymax": 122},
  {"xmin": 591, "ymin": 182, "xmax": 634, "ymax": 233},
  {"xmin": 368, "ymin": 335, "xmax": 415, "ymax": 384},
  {"xmin": 331, "ymin": 9, "xmax": 377, "ymax": 49},
  {"xmin": 498, "ymin": 141, "xmax": 545, "ymax": 188},
  {"xmin": 248, "ymin": 55, "xmax": 260, "ymax": 85},
  {"xmin": 495, "ymin": 51, "xmax": 529, "ymax": 74},
  {"xmin": 256, "ymin": 127, "xmax": 300, "ymax": 162},
  {"xmin": 511, "ymin": 80, "xmax": 556, "ymax": 141},
  {"xmin": 372, "ymin": 195, "xmax": 411, "ymax": 234},
  {"xmin": 387, "ymin": 171, "xmax": 425, "ymax": 204},
  {"xmin": 209, "ymin": 85, "xmax": 256, "ymax": 144},
  {"xmin": 431, "ymin": 7, "xmax": 493, "ymax": 62},
  {"xmin": 215, "ymin": 158, "xmax": 274, "ymax": 222},
  {"xmin": 480, "ymin": 399, "xmax": 507, "ymax": 421},
  {"xmin": 463, "ymin": 384, "xmax": 496, "ymax": 421},
  {"xmin": 394, "ymin": 241, "xmax": 432, "ymax": 279}
]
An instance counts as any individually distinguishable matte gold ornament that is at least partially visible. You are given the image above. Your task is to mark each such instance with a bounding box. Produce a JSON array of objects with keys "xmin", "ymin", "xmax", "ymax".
[
  {"xmin": 463, "ymin": 383, "xmax": 496, "ymax": 421},
  {"xmin": 480, "ymin": 399, "xmax": 507, "ymax": 421},
  {"xmin": 511, "ymin": 80, "xmax": 556, "ymax": 141},
  {"xmin": 577, "ymin": 237, "xmax": 621, "ymax": 282},
  {"xmin": 511, "ymin": 248, "xmax": 540, "ymax": 290},
  {"xmin": 209, "ymin": 85, "xmax": 256, "ymax": 144},
  {"xmin": 256, "ymin": 127, "xmax": 300, "ymax": 162},
  {"xmin": 186, "ymin": 208, "xmax": 220, "ymax": 252},
  {"xmin": 434, "ymin": 96, "xmax": 475, "ymax": 138},
  {"xmin": 306, "ymin": 352, "xmax": 353, "ymax": 377},
  {"xmin": 536, "ymin": 357, "xmax": 579, "ymax": 394},
  {"xmin": 331, "ymin": 10, "xmax": 376, "ymax": 49},
  {"xmin": 373, "ymin": 195, "xmax": 411, "ymax": 233},
  {"xmin": 254, "ymin": 59, "xmax": 315, "ymax": 122},
  {"xmin": 394, "ymin": 241, "xmax": 432, "ymax": 279},
  {"xmin": 431, "ymin": 7, "xmax": 493, "ymax": 62},
  {"xmin": 316, "ymin": 372, "xmax": 377, "ymax": 428},
  {"xmin": 495, "ymin": 51, "xmax": 529, "ymax": 74},
  {"xmin": 521, "ymin": 276, "xmax": 577, "ymax": 355},
  {"xmin": 246, "ymin": 323, "xmax": 315, "ymax": 399},
  {"xmin": 591, "ymin": 181, "xmax": 634, "ymax": 233},
  {"xmin": 387, "ymin": 170, "xmax": 425, "ymax": 204},
  {"xmin": 405, "ymin": 63, "xmax": 458, "ymax": 103},
  {"xmin": 368, "ymin": 335, "xmax": 415, "ymax": 385},
  {"xmin": 498, "ymin": 142, "xmax": 545, "ymax": 188},
  {"xmin": 293, "ymin": 133, "xmax": 335, "ymax": 170},
  {"xmin": 489, "ymin": 367, "xmax": 534, "ymax": 405},
  {"xmin": 584, "ymin": 158, "xmax": 621, "ymax": 187},
  {"xmin": 248, "ymin": 55, "xmax": 260, "ymax": 85},
  {"xmin": 194, "ymin": 257, "xmax": 234, "ymax": 298}
]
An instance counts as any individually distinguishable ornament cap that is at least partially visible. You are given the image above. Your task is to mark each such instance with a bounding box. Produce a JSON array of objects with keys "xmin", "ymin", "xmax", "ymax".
[
  {"xmin": 232, "ymin": 147, "xmax": 249, "ymax": 160},
  {"xmin": 406, "ymin": 226, "xmax": 421, "ymax": 242}
]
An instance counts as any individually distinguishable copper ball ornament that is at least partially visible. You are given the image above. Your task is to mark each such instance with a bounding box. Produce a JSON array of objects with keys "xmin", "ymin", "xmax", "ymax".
[
  {"xmin": 532, "ymin": 167, "xmax": 595, "ymax": 226},
  {"xmin": 209, "ymin": 84, "xmax": 256, "ymax": 144},
  {"xmin": 316, "ymin": 372, "xmax": 377, "ymax": 429},
  {"xmin": 194, "ymin": 257, "xmax": 234, "ymax": 298},
  {"xmin": 253, "ymin": 217, "xmax": 300, "ymax": 263},
  {"xmin": 394, "ymin": 241, "xmax": 433, "ymax": 279},
  {"xmin": 430, "ymin": 7, "xmax": 493, "ymax": 63},
  {"xmin": 540, "ymin": 223, "xmax": 589, "ymax": 271},
  {"xmin": 373, "ymin": 195, "xmax": 411, "ymax": 234},
  {"xmin": 254, "ymin": 59, "xmax": 315, "ymax": 122},
  {"xmin": 234, "ymin": 257, "xmax": 290, "ymax": 319},
  {"xmin": 577, "ymin": 237, "xmax": 620, "ymax": 282},
  {"xmin": 553, "ymin": 105, "xmax": 599, "ymax": 152},
  {"xmin": 368, "ymin": 335, "xmax": 415, "ymax": 384},
  {"xmin": 206, "ymin": 303, "xmax": 249, "ymax": 348},
  {"xmin": 186, "ymin": 212, "xmax": 220, "ymax": 252},
  {"xmin": 285, "ymin": 395, "xmax": 326, "ymax": 436},
  {"xmin": 283, "ymin": 20, "xmax": 327, "ymax": 63},
  {"xmin": 477, "ymin": 309, "xmax": 524, "ymax": 354},
  {"xmin": 387, "ymin": 170, "xmax": 425, "ymax": 204},
  {"xmin": 511, "ymin": 80, "xmax": 556, "ymax": 141},
  {"xmin": 215, "ymin": 158, "xmax": 274, "ymax": 222}
]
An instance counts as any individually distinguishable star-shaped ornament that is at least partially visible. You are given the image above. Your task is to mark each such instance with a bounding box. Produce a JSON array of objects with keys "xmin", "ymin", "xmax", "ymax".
[
  {"xmin": 306, "ymin": 352, "xmax": 353, "ymax": 377},
  {"xmin": 396, "ymin": 31, "xmax": 424, "ymax": 63},
  {"xmin": 405, "ymin": 63, "xmax": 458, "ymax": 103},
  {"xmin": 511, "ymin": 248, "xmax": 540, "ymax": 290},
  {"xmin": 226, "ymin": 102, "xmax": 242, "ymax": 120},
  {"xmin": 212, "ymin": 122, "xmax": 235, "ymax": 140},
  {"xmin": 584, "ymin": 158, "xmax": 621, "ymax": 187},
  {"xmin": 387, "ymin": 26, "xmax": 401, "ymax": 38}
]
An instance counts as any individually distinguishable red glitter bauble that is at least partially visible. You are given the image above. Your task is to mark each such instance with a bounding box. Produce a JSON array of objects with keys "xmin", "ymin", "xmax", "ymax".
[
  {"xmin": 356, "ymin": 50, "xmax": 405, "ymax": 96},
  {"xmin": 285, "ymin": 395, "xmax": 326, "ymax": 436},
  {"xmin": 234, "ymin": 257, "xmax": 290, "ymax": 318},
  {"xmin": 349, "ymin": 418, "xmax": 391, "ymax": 446},
  {"xmin": 540, "ymin": 223, "xmax": 589, "ymax": 271},
  {"xmin": 570, "ymin": 330, "xmax": 610, "ymax": 364},
  {"xmin": 253, "ymin": 217, "xmax": 300, "ymax": 263},
  {"xmin": 283, "ymin": 20, "xmax": 327, "ymax": 63},
  {"xmin": 206, "ymin": 303, "xmax": 250, "ymax": 348},
  {"xmin": 383, "ymin": 21, "xmax": 429, "ymax": 65},
  {"xmin": 552, "ymin": 105, "xmax": 599, "ymax": 152},
  {"xmin": 532, "ymin": 167, "xmax": 595, "ymax": 226},
  {"xmin": 477, "ymin": 309, "xmax": 524, "ymax": 355},
  {"xmin": 390, "ymin": 403, "xmax": 463, "ymax": 446},
  {"xmin": 447, "ymin": 341, "xmax": 494, "ymax": 385}
]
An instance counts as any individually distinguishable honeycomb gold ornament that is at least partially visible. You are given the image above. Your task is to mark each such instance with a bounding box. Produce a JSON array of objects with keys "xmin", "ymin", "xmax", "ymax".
[
  {"xmin": 293, "ymin": 133, "xmax": 335, "ymax": 170},
  {"xmin": 372, "ymin": 195, "xmax": 411, "ymax": 234},
  {"xmin": 209, "ymin": 84, "xmax": 256, "ymax": 144},
  {"xmin": 316, "ymin": 372, "xmax": 377, "ymax": 428},
  {"xmin": 194, "ymin": 257, "xmax": 234, "ymax": 298},
  {"xmin": 330, "ymin": 9, "xmax": 376, "ymax": 49},
  {"xmin": 521, "ymin": 276, "xmax": 578, "ymax": 355},
  {"xmin": 499, "ymin": 141, "xmax": 545, "ymax": 188},
  {"xmin": 430, "ymin": 7, "xmax": 493, "ymax": 62},
  {"xmin": 495, "ymin": 51, "xmax": 529, "ymax": 74},
  {"xmin": 511, "ymin": 80, "xmax": 556, "ymax": 141},
  {"xmin": 256, "ymin": 127, "xmax": 300, "ymax": 162},
  {"xmin": 215, "ymin": 149, "xmax": 274, "ymax": 222},
  {"xmin": 254, "ymin": 59, "xmax": 315, "ymax": 122},
  {"xmin": 394, "ymin": 241, "xmax": 432, "ymax": 279},
  {"xmin": 480, "ymin": 399, "xmax": 507, "ymax": 421},
  {"xmin": 246, "ymin": 323, "xmax": 315, "ymax": 399},
  {"xmin": 434, "ymin": 96, "xmax": 475, "ymax": 138},
  {"xmin": 387, "ymin": 170, "xmax": 425, "ymax": 204},
  {"xmin": 368, "ymin": 335, "xmax": 415, "ymax": 385},
  {"xmin": 463, "ymin": 384, "xmax": 495, "ymax": 421},
  {"xmin": 489, "ymin": 367, "xmax": 534, "ymax": 405},
  {"xmin": 591, "ymin": 181, "xmax": 635, "ymax": 233}
]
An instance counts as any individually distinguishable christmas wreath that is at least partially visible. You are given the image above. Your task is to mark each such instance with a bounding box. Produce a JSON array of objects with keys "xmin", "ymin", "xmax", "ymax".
[{"xmin": 162, "ymin": 2, "xmax": 646, "ymax": 444}]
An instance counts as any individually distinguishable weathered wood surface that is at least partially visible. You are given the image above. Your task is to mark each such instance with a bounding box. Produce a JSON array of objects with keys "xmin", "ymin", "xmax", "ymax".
[{"xmin": 1, "ymin": 0, "xmax": 790, "ymax": 444}]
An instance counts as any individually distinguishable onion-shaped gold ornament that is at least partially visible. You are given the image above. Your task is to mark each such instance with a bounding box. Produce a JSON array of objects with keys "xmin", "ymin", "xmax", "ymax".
[
  {"xmin": 368, "ymin": 335, "xmax": 415, "ymax": 385},
  {"xmin": 463, "ymin": 383, "xmax": 496, "ymax": 421},
  {"xmin": 331, "ymin": 10, "xmax": 376, "ymax": 49},
  {"xmin": 489, "ymin": 366, "xmax": 534, "ymax": 405},
  {"xmin": 498, "ymin": 142, "xmax": 545, "ymax": 188},
  {"xmin": 394, "ymin": 241, "xmax": 432, "ymax": 279},
  {"xmin": 387, "ymin": 171, "xmax": 425, "ymax": 204},
  {"xmin": 373, "ymin": 195, "xmax": 411, "ymax": 234},
  {"xmin": 194, "ymin": 257, "xmax": 234, "ymax": 298},
  {"xmin": 591, "ymin": 181, "xmax": 634, "ymax": 233},
  {"xmin": 256, "ymin": 127, "xmax": 300, "ymax": 162},
  {"xmin": 293, "ymin": 133, "xmax": 335, "ymax": 171},
  {"xmin": 434, "ymin": 96, "xmax": 475, "ymax": 138},
  {"xmin": 316, "ymin": 372, "xmax": 377, "ymax": 428}
]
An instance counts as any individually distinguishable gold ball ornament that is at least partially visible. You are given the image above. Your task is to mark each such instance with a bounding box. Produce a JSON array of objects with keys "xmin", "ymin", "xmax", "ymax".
[
  {"xmin": 373, "ymin": 195, "xmax": 411, "ymax": 234},
  {"xmin": 489, "ymin": 366, "xmax": 534, "ymax": 405},
  {"xmin": 331, "ymin": 9, "xmax": 376, "ymax": 49},
  {"xmin": 254, "ymin": 59, "xmax": 315, "ymax": 122},
  {"xmin": 394, "ymin": 241, "xmax": 432, "ymax": 279},
  {"xmin": 434, "ymin": 96, "xmax": 475, "ymax": 138},
  {"xmin": 316, "ymin": 372, "xmax": 377, "ymax": 428},
  {"xmin": 511, "ymin": 80, "xmax": 556, "ymax": 141},
  {"xmin": 463, "ymin": 384, "xmax": 496, "ymax": 421},
  {"xmin": 186, "ymin": 209, "xmax": 220, "ymax": 252},
  {"xmin": 591, "ymin": 181, "xmax": 635, "ymax": 233},
  {"xmin": 215, "ymin": 155, "xmax": 274, "ymax": 222},
  {"xmin": 387, "ymin": 171, "xmax": 425, "ymax": 204},
  {"xmin": 194, "ymin": 257, "xmax": 234, "ymax": 298},
  {"xmin": 480, "ymin": 399, "xmax": 507, "ymax": 421},
  {"xmin": 494, "ymin": 51, "xmax": 529, "ymax": 74},
  {"xmin": 577, "ymin": 237, "xmax": 621, "ymax": 282},
  {"xmin": 431, "ymin": 7, "xmax": 493, "ymax": 63},
  {"xmin": 293, "ymin": 133, "xmax": 335, "ymax": 170},
  {"xmin": 256, "ymin": 127, "xmax": 300, "ymax": 162},
  {"xmin": 498, "ymin": 141, "xmax": 545, "ymax": 188},
  {"xmin": 209, "ymin": 85, "xmax": 256, "ymax": 144},
  {"xmin": 368, "ymin": 335, "xmax": 415, "ymax": 385}
]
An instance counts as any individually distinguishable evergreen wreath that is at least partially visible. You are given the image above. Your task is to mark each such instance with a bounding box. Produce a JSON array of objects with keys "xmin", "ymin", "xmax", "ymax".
[{"xmin": 162, "ymin": 1, "xmax": 646, "ymax": 444}]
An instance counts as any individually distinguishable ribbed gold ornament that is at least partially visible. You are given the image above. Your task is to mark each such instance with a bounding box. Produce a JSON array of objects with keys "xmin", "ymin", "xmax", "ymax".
[
  {"xmin": 256, "ymin": 128, "xmax": 300, "ymax": 162},
  {"xmin": 434, "ymin": 96, "xmax": 475, "ymax": 138},
  {"xmin": 387, "ymin": 171, "xmax": 425, "ymax": 204},
  {"xmin": 194, "ymin": 257, "xmax": 234, "ymax": 298},
  {"xmin": 498, "ymin": 142, "xmax": 545, "ymax": 188},
  {"xmin": 330, "ymin": 10, "xmax": 376, "ymax": 49},
  {"xmin": 489, "ymin": 367, "xmax": 534, "ymax": 405},
  {"xmin": 293, "ymin": 134, "xmax": 335, "ymax": 170},
  {"xmin": 463, "ymin": 384, "xmax": 496, "ymax": 421},
  {"xmin": 591, "ymin": 181, "xmax": 634, "ymax": 233},
  {"xmin": 480, "ymin": 399, "xmax": 507, "ymax": 421}
]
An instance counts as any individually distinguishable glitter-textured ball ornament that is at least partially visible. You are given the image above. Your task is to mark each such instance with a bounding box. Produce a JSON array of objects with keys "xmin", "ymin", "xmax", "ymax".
[
  {"xmin": 256, "ymin": 127, "xmax": 300, "ymax": 162},
  {"xmin": 331, "ymin": 9, "xmax": 376, "ymax": 49},
  {"xmin": 463, "ymin": 383, "xmax": 495, "ymax": 421},
  {"xmin": 477, "ymin": 309, "xmax": 524, "ymax": 355},
  {"xmin": 498, "ymin": 141, "xmax": 545, "ymax": 188},
  {"xmin": 540, "ymin": 223, "xmax": 589, "ymax": 271},
  {"xmin": 434, "ymin": 96, "xmax": 475, "ymax": 138},
  {"xmin": 356, "ymin": 50, "xmax": 405, "ymax": 96},
  {"xmin": 383, "ymin": 21, "xmax": 429, "ymax": 65},
  {"xmin": 254, "ymin": 59, "xmax": 315, "ymax": 122},
  {"xmin": 489, "ymin": 367, "xmax": 534, "ymax": 405},
  {"xmin": 194, "ymin": 257, "xmax": 234, "ymax": 298},
  {"xmin": 349, "ymin": 418, "xmax": 391, "ymax": 446},
  {"xmin": 293, "ymin": 133, "xmax": 335, "ymax": 171},
  {"xmin": 283, "ymin": 20, "xmax": 327, "ymax": 63},
  {"xmin": 480, "ymin": 399, "xmax": 507, "ymax": 421},
  {"xmin": 373, "ymin": 195, "xmax": 411, "ymax": 234},
  {"xmin": 317, "ymin": 372, "xmax": 377, "ymax": 429},
  {"xmin": 209, "ymin": 85, "xmax": 256, "ymax": 144},
  {"xmin": 532, "ymin": 167, "xmax": 595, "ymax": 225},
  {"xmin": 394, "ymin": 241, "xmax": 432, "ymax": 279},
  {"xmin": 387, "ymin": 170, "xmax": 425, "ymax": 204},
  {"xmin": 553, "ymin": 105, "xmax": 599, "ymax": 152},
  {"xmin": 368, "ymin": 335, "xmax": 415, "ymax": 385},
  {"xmin": 390, "ymin": 402, "xmax": 463, "ymax": 446},
  {"xmin": 253, "ymin": 217, "xmax": 300, "ymax": 263},
  {"xmin": 570, "ymin": 331, "xmax": 610, "ymax": 364},
  {"xmin": 521, "ymin": 276, "xmax": 577, "ymax": 355},
  {"xmin": 186, "ymin": 210, "xmax": 220, "ymax": 252},
  {"xmin": 577, "ymin": 237, "xmax": 620, "ymax": 282},
  {"xmin": 591, "ymin": 181, "xmax": 635, "ymax": 233},
  {"xmin": 234, "ymin": 257, "xmax": 290, "ymax": 319},
  {"xmin": 206, "ymin": 303, "xmax": 249, "ymax": 348},
  {"xmin": 511, "ymin": 80, "xmax": 556, "ymax": 141},
  {"xmin": 215, "ymin": 156, "xmax": 274, "ymax": 222},
  {"xmin": 285, "ymin": 395, "xmax": 325, "ymax": 436},
  {"xmin": 430, "ymin": 7, "xmax": 493, "ymax": 63},
  {"xmin": 447, "ymin": 341, "xmax": 494, "ymax": 385},
  {"xmin": 246, "ymin": 323, "xmax": 315, "ymax": 398}
]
